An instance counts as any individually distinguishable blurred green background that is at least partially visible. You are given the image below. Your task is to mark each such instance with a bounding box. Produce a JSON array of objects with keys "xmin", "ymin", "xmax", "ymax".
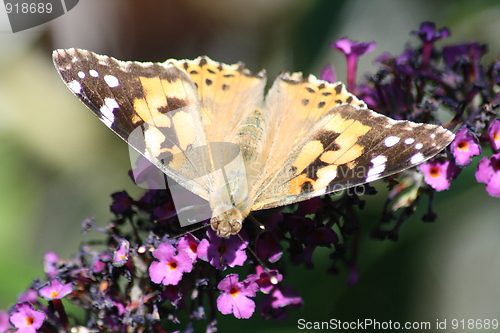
[{"xmin": 1, "ymin": 0, "xmax": 500, "ymax": 332}]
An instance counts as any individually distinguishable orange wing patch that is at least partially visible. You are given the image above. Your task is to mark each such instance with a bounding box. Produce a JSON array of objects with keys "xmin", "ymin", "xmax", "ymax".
[
  {"xmin": 168, "ymin": 57, "xmax": 266, "ymax": 141},
  {"xmin": 279, "ymin": 73, "xmax": 366, "ymax": 122}
]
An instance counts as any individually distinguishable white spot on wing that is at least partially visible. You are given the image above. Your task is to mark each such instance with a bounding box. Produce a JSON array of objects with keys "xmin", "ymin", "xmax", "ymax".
[
  {"xmin": 410, "ymin": 152, "xmax": 424, "ymax": 164},
  {"xmin": 89, "ymin": 69, "xmax": 98, "ymax": 77},
  {"xmin": 118, "ymin": 62, "xmax": 132, "ymax": 71},
  {"xmin": 404, "ymin": 138, "xmax": 415, "ymax": 145},
  {"xmin": 415, "ymin": 143, "xmax": 423, "ymax": 150},
  {"xmin": 100, "ymin": 98, "xmax": 119, "ymax": 127},
  {"xmin": 104, "ymin": 75, "xmax": 119, "ymax": 88},
  {"xmin": 384, "ymin": 136, "xmax": 400, "ymax": 147},
  {"xmin": 366, "ymin": 155, "xmax": 387, "ymax": 182},
  {"xmin": 68, "ymin": 80, "xmax": 82, "ymax": 94},
  {"xmin": 77, "ymin": 71, "xmax": 85, "ymax": 79},
  {"xmin": 371, "ymin": 155, "xmax": 387, "ymax": 166},
  {"xmin": 138, "ymin": 62, "xmax": 153, "ymax": 68}
]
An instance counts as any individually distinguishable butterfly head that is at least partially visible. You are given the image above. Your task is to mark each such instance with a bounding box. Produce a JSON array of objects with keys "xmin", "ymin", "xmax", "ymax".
[{"xmin": 210, "ymin": 208, "xmax": 243, "ymax": 238}]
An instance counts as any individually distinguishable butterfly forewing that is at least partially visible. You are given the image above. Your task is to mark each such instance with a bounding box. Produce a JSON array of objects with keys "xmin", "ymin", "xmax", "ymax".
[
  {"xmin": 260, "ymin": 73, "xmax": 367, "ymax": 176},
  {"xmin": 252, "ymin": 83, "xmax": 454, "ymax": 210},
  {"xmin": 53, "ymin": 48, "xmax": 216, "ymax": 199}
]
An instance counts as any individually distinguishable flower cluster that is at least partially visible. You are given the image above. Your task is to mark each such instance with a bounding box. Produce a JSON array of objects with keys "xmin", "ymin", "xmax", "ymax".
[
  {"xmin": 323, "ymin": 22, "xmax": 500, "ymax": 239},
  {"xmin": 1, "ymin": 22, "xmax": 499, "ymax": 332},
  {"xmin": 1, "ymin": 186, "xmax": 311, "ymax": 332}
]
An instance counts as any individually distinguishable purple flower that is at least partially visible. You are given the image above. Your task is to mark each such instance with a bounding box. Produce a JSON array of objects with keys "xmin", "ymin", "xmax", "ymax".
[
  {"xmin": 17, "ymin": 290, "xmax": 38, "ymax": 303},
  {"xmin": 0, "ymin": 311, "xmax": 10, "ymax": 333},
  {"xmin": 331, "ymin": 37, "xmax": 375, "ymax": 91},
  {"xmin": 113, "ymin": 239, "xmax": 129, "ymax": 267},
  {"xmin": 177, "ymin": 233, "xmax": 200, "ymax": 262},
  {"xmin": 420, "ymin": 160, "xmax": 460, "ymax": 191},
  {"xmin": 331, "ymin": 37, "xmax": 376, "ymax": 57},
  {"xmin": 442, "ymin": 43, "xmax": 487, "ymax": 83},
  {"xmin": 10, "ymin": 303, "xmax": 45, "ymax": 333},
  {"xmin": 288, "ymin": 242, "xmax": 315, "ymax": 268},
  {"xmin": 247, "ymin": 266, "xmax": 282, "ymax": 294},
  {"xmin": 412, "ymin": 21, "xmax": 450, "ymax": 43},
  {"xmin": 38, "ymin": 279, "xmax": 73, "ymax": 300},
  {"xmin": 152, "ymin": 200, "xmax": 177, "ymax": 221},
  {"xmin": 304, "ymin": 227, "xmax": 338, "ymax": 247},
  {"xmin": 255, "ymin": 214, "xmax": 283, "ymax": 263},
  {"xmin": 285, "ymin": 215, "xmax": 314, "ymax": 239},
  {"xmin": 443, "ymin": 43, "xmax": 487, "ymax": 68},
  {"xmin": 216, "ymin": 274, "xmax": 258, "ymax": 319},
  {"xmin": 149, "ymin": 242, "xmax": 193, "ymax": 286},
  {"xmin": 451, "ymin": 127, "xmax": 481, "ymax": 166},
  {"xmin": 160, "ymin": 285, "xmax": 182, "ymax": 306},
  {"xmin": 110, "ymin": 191, "xmax": 133, "ymax": 216},
  {"xmin": 93, "ymin": 252, "xmax": 111, "ymax": 273},
  {"xmin": 320, "ymin": 64, "xmax": 336, "ymax": 83},
  {"xmin": 256, "ymin": 232, "xmax": 283, "ymax": 263},
  {"xmin": 112, "ymin": 301, "xmax": 126, "ymax": 316},
  {"xmin": 43, "ymin": 251, "xmax": 59, "ymax": 278},
  {"xmin": 475, "ymin": 153, "xmax": 500, "ymax": 197},
  {"xmin": 297, "ymin": 197, "xmax": 323, "ymax": 215},
  {"xmin": 137, "ymin": 189, "xmax": 157, "ymax": 206},
  {"xmin": 412, "ymin": 22, "xmax": 450, "ymax": 70},
  {"xmin": 129, "ymin": 156, "xmax": 168, "ymax": 190},
  {"xmin": 489, "ymin": 119, "xmax": 500, "ymax": 151},
  {"xmin": 396, "ymin": 48, "xmax": 415, "ymax": 65},
  {"xmin": 374, "ymin": 52, "xmax": 393, "ymax": 66},
  {"xmin": 197, "ymin": 229, "xmax": 247, "ymax": 270},
  {"xmin": 357, "ymin": 84, "xmax": 380, "ymax": 111},
  {"xmin": 261, "ymin": 286, "xmax": 303, "ymax": 321}
]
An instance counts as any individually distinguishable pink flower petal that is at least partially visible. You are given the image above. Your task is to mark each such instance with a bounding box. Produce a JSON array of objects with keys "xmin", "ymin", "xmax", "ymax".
[{"xmin": 485, "ymin": 171, "xmax": 500, "ymax": 197}]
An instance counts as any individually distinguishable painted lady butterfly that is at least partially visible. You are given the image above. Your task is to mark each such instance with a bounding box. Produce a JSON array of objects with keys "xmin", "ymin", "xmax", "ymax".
[{"xmin": 52, "ymin": 49, "xmax": 454, "ymax": 238}]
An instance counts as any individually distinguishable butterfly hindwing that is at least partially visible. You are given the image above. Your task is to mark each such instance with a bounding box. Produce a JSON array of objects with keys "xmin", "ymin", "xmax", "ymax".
[
  {"xmin": 166, "ymin": 57, "xmax": 269, "ymax": 211},
  {"xmin": 167, "ymin": 57, "xmax": 267, "ymax": 144}
]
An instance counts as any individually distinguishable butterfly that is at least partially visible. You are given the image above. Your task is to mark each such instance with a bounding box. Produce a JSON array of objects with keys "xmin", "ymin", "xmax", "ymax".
[{"xmin": 52, "ymin": 48, "xmax": 454, "ymax": 238}]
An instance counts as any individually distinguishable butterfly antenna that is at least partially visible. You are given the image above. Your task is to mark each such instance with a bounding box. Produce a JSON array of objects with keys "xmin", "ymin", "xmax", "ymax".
[
  {"xmin": 238, "ymin": 214, "xmax": 268, "ymax": 269},
  {"xmin": 155, "ymin": 215, "xmax": 210, "ymax": 239},
  {"xmin": 153, "ymin": 212, "xmax": 177, "ymax": 224},
  {"xmin": 169, "ymin": 222, "xmax": 211, "ymax": 239},
  {"xmin": 154, "ymin": 203, "xmax": 213, "ymax": 238},
  {"xmin": 237, "ymin": 233, "xmax": 267, "ymax": 269},
  {"xmin": 248, "ymin": 214, "xmax": 266, "ymax": 232}
]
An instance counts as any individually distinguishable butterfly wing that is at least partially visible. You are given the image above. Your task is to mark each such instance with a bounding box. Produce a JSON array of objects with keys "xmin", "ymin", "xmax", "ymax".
[
  {"xmin": 52, "ymin": 48, "xmax": 213, "ymax": 199},
  {"xmin": 252, "ymin": 74, "xmax": 454, "ymax": 210},
  {"xmin": 255, "ymin": 73, "xmax": 366, "ymax": 178},
  {"xmin": 166, "ymin": 57, "xmax": 269, "ymax": 213},
  {"xmin": 167, "ymin": 57, "xmax": 267, "ymax": 143}
]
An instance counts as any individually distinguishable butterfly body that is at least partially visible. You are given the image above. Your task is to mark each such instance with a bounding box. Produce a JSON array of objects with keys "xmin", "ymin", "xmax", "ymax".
[{"xmin": 53, "ymin": 49, "xmax": 454, "ymax": 238}]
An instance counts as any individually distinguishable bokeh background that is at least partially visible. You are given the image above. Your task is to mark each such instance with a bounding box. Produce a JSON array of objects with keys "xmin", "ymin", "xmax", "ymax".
[{"xmin": 1, "ymin": 0, "xmax": 500, "ymax": 332}]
